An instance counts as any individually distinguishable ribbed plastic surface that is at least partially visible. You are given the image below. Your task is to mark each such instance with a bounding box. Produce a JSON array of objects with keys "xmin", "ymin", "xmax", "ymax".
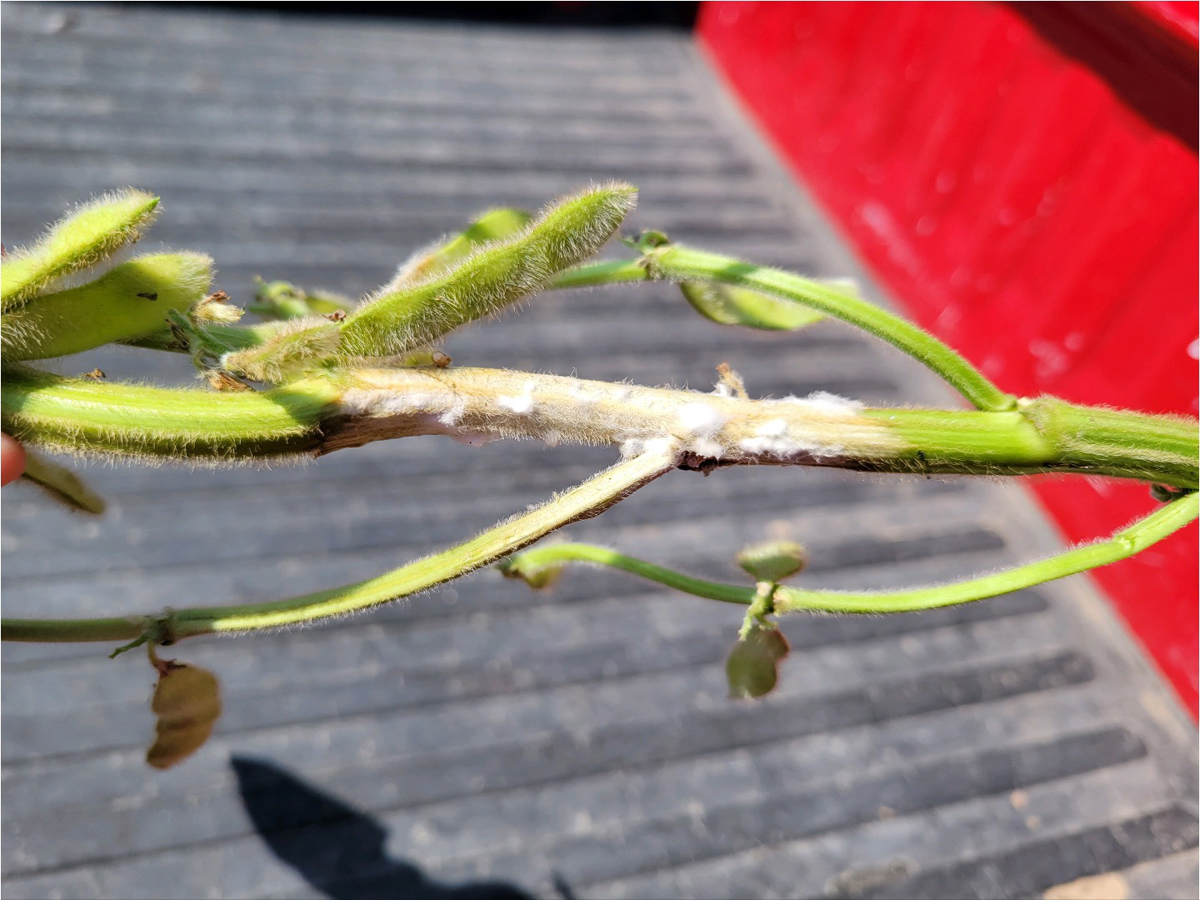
[{"xmin": 2, "ymin": 5, "xmax": 1197, "ymax": 898}]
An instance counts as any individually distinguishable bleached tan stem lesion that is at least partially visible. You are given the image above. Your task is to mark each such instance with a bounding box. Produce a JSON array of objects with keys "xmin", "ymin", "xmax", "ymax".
[{"xmin": 325, "ymin": 367, "xmax": 906, "ymax": 466}]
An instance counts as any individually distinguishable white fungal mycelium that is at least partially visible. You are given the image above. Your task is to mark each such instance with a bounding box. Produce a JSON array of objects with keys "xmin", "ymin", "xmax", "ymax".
[
  {"xmin": 498, "ymin": 381, "xmax": 537, "ymax": 415},
  {"xmin": 676, "ymin": 402, "xmax": 726, "ymax": 439},
  {"xmin": 737, "ymin": 408, "xmax": 857, "ymax": 459},
  {"xmin": 711, "ymin": 382, "xmax": 735, "ymax": 398},
  {"xmin": 672, "ymin": 401, "xmax": 729, "ymax": 458},
  {"xmin": 688, "ymin": 438, "xmax": 726, "ymax": 459},
  {"xmin": 619, "ymin": 435, "xmax": 679, "ymax": 460},
  {"xmin": 738, "ymin": 421, "xmax": 797, "ymax": 457},
  {"xmin": 781, "ymin": 391, "xmax": 864, "ymax": 417},
  {"xmin": 438, "ymin": 396, "xmax": 468, "ymax": 427},
  {"xmin": 336, "ymin": 372, "xmax": 876, "ymax": 463},
  {"xmin": 339, "ymin": 388, "xmax": 451, "ymax": 418}
]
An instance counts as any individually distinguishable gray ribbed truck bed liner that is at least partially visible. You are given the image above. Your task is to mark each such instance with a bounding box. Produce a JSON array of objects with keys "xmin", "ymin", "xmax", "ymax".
[{"xmin": 2, "ymin": 5, "xmax": 1196, "ymax": 898}]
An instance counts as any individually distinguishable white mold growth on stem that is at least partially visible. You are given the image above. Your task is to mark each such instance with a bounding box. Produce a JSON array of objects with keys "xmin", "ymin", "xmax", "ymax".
[
  {"xmin": 677, "ymin": 402, "xmax": 727, "ymax": 438},
  {"xmin": 325, "ymin": 368, "xmax": 905, "ymax": 464},
  {"xmin": 498, "ymin": 382, "xmax": 537, "ymax": 415},
  {"xmin": 674, "ymin": 401, "xmax": 728, "ymax": 458},
  {"xmin": 782, "ymin": 391, "xmax": 865, "ymax": 417}
]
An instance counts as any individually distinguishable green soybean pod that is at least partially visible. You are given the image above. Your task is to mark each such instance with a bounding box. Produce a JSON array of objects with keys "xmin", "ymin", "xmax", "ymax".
[
  {"xmin": 220, "ymin": 316, "xmax": 342, "ymax": 383},
  {"xmin": 4, "ymin": 253, "xmax": 213, "ymax": 361},
  {"xmin": 1, "ymin": 189, "xmax": 161, "ymax": 311},
  {"xmin": 340, "ymin": 183, "xmax": 636, "ymax": 359},
  {"xmin": 392, "ymin": 207, "xmax": 534, "ymax": 288}
]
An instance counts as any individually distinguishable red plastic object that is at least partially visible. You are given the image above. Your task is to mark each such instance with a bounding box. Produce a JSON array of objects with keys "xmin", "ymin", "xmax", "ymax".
[{"xmin": 698, "ymin": 1, "xmax": 1199, "ymax": 715}]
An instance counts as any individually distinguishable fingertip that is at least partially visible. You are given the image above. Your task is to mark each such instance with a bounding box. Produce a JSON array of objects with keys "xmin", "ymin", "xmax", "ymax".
[{"xmin": 1, "ymin": 433, "xmax": 27, "ymax": 486}]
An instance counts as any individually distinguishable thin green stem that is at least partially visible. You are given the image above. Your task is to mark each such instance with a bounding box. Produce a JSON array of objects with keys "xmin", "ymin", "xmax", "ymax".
[
  {"xmin": 739, "ymin": 582, "xmax": 778, "ymax": 639},
  {"xmin": 1, "ymin": 448, "xmax": 676, "ymax": 643},
  {"xmin": 502, "ymin": 543, "xmax": 753, "ymax": 605},
  {"xmin": 502, "ymin": 491, "xmax": 1198, "ymax": 614},
  {"xmin": 551, "ymin": 248, "xmax": 1016, "ymax": 412},
  {"xmin": 549, "ymin": 259, "xmax": 650, "ymax": 289},
  {"xmin": 778, "ymin": 490, "xmax": 1198, "ymax": 613},
  {"xmin": 1, "ymin": 616, "xmax": 146, "ymax": 643}
]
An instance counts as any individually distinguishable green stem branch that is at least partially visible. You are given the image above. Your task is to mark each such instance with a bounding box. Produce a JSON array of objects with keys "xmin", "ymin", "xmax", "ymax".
[
  {"xmin": 1, "ymin": 447, "xmax": 676, "ymax": 643},
  {"xmin": 0, "ymin": 616, "xmax": 148, "ymax": 644},
  {"xmin": 551, "ymin": 246, "xmax": 1016, "ymax": 412},
  {"xmin": 502, "ymin": 491, "xmax": 1199, "ymax": 614}
]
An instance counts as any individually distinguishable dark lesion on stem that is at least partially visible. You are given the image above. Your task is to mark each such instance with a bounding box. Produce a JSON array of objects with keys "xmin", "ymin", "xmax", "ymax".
[{"xmin": 677, "ymin": 451, "xmax": 735, "ymax": 476}]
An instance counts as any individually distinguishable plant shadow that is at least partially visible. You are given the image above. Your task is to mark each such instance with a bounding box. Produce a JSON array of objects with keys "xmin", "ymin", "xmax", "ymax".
[{"xmin": 232, "ymin": 756, "xmax": 538, "ymax": 900}]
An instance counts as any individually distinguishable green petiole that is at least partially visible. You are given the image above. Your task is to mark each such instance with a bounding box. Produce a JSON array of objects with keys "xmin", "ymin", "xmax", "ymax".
[
  {"xmin": 500, "ymin": 491, "xmax": 1198, "ymax": 615},
  {"xmin": 551, "ymin": 246, "xmax": 1016, "ymax": 412}
]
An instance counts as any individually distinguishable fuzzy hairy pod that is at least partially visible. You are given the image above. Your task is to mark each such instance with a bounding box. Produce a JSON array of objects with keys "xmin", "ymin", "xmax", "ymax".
[
  {"xmin": 1, "ymin": 189, "xmax": 160, "ymax": 311},
  {"xmin": 3, "ymin": 253, "xmax": 213, "ymax": 361},
  {"xmin": 391, "ymin": 207, "xmax": 534, "ymax": 287},
  {"xmin": 340, "ymin": 184, "xmax": 636, "ymax": 359},
  {"xmin": 1, "ymin": 366, "xmax": 339, "ymax": 462},
  {"xmin": 220, "ymin": 317, "xmax": 342, "ymax": 383},
  {"xmin": 146, "ymin": 662, "xmax": 222, "ymax": 770}
]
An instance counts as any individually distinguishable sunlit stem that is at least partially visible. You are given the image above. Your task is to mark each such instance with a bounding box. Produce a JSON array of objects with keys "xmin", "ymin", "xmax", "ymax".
[
  {"xmin": 551, "ymin": 248, "xmax": 1015, "ymax": 412},
  {"xmin": 501, "ymin": 491, "xmax": 1198, "ymax": 614},
  {"xmin": 0, "ymin": 448, "xmax": 676, "ymax": 644}
]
